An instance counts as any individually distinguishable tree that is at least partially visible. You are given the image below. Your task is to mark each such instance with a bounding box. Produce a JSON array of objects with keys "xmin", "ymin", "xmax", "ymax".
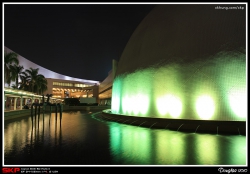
[
  {"xmin": 9, "ymin": 64, "xmax": 24, "ymax": 88},
  {"xmin": 24, "ymin": 67, "xmax": 47, "ymax": 93},
  {"xmin": 34, "ymin": 75, "xmax": 48, "ymax": 95},
  {"xmin": 11, "ymin": 84, "xmax": 19, "ymax": 89},
  {"xmin": 18, "ymin": 73, "xmax": 30, "ymax": 91},
  {"xmin": 4, "ymin": 51, "xmax": 19, "ymax": 87}
]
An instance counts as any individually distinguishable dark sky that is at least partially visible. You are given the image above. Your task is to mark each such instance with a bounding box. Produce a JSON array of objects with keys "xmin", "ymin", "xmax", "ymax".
[{"xmin": 4, "ymin": 3, "xmax": 156, "ymax": 81}]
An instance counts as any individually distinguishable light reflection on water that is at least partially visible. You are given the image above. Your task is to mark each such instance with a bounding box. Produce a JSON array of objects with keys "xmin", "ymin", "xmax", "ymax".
[
  {"xmin": 109, "ymin": 121, "xmax": 246, "ymax": 165},
  {"xmin": 4, "ymin": 111, "xmax": 246, "ymax": 165}
]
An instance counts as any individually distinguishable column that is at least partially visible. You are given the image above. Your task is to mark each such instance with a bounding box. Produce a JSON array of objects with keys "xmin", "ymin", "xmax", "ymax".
[
  {"xmin": 20, "ymin": 96, "xmax": 23, "ymax": 110},
  {"xmin": 14, "ymin": 97, "xmax": 17, "ymax": 110},
  {"xmin": 10, "ymin": 98, "xmax": 12, "ymax": 110}
]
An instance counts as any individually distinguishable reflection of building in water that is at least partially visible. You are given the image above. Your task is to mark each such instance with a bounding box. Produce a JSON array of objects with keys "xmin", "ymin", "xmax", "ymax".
[
  {"xmin": 4, "ymin": 111, "xmax": 246, "ymax": 165},
  {"xmin": 30, "ymin": 113, "xmax": 63, "ymax": 146}
]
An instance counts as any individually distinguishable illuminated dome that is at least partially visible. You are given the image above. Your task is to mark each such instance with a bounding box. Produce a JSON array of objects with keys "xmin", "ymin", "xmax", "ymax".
[{"xmin": 110, "ymin": 5, "xmax": 246, "ymax": 123}]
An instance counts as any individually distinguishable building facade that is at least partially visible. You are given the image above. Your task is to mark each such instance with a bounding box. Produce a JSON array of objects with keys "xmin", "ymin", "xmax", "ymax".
[
  {"xmin": 4, "ymin": 46, "xmax": 105, "ymax": 110},
  {"xmin": 46, "ymin": 78, "xmax": 99, "ymax": 101}
]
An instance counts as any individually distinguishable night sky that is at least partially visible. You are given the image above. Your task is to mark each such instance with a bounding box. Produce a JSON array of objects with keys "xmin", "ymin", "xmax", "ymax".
[{"xmin": 4, "ymin": 3, "xmax": 156, "ymax": 81}]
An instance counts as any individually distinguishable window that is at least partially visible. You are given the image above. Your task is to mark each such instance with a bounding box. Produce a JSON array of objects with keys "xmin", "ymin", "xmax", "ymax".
[{"xmin": 53, "ymin": 82, "xmax": 73, "ymax": 87}]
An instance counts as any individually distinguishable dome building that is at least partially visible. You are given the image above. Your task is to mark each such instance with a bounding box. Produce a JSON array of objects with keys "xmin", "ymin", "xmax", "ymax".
[{"xmin": 104, "ymin": 5, "xmax": 246, "ymax": 134}]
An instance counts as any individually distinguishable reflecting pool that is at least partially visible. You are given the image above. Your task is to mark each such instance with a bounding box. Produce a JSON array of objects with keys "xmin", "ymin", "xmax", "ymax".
[{"xmin": 3, "ymin": 110, "xmax": 246, "ymax": 165}]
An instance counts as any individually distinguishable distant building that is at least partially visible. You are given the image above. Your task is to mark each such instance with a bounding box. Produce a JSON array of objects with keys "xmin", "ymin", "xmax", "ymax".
[{"xmin": 4, "ymin": 46, "xmax": 103, "ymax": 105}]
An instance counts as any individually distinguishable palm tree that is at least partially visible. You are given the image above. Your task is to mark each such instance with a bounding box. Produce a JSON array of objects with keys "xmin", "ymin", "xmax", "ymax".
[
  {"xmin": 18, "ymin": 73, "xmax": 30, "ymax": 91},
  {"xmin": 24, "ymin": 67, "xmax": 47, "ymax": 93},
  {"xmin": 11, "ymin": 84, "xmax": 18, "ymax": 89},
  {"xmin": 4, "ymin": 51, "xmax": 19, "ymax": 87},
  {"xmin": 34, "ymin": 76, "xmax": 48, "ymax": 95},
  {"xmin": 9, "ymin": 64, "xmax": 24, "ymax": 88}
]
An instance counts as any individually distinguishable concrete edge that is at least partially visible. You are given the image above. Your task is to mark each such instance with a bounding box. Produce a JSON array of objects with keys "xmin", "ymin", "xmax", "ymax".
[{"xmin": 101, "ymin": 110, "xmax": 246, "ymax": 136}]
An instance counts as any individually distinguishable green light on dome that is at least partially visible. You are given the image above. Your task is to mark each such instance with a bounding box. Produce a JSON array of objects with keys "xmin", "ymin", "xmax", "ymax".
[
  {"xmin": 122, "ymin": 94, "xmax": 149, "ymax": 115},
  {"xmin": 154, "ymin": 65, "xmax": 183, "ymax": 118},
  {"xmin": 111, "ymin": 51, "xmax": 246, "ymax": 122},
  {"xmin": 132, "ymin": 94, "xmax": 150, "ymax": 115},
  {"xmin": 156, "ymin": 95, "xmax": 168, "ymax": 116},
  {"xmin": 195, "ymin": 95, "xmax": 215, "ymax": 120},
  {"xmin": 121, "ymin": 91, "xmax": 150, "ymax": 116},
  {"xmin": 119, "ymin": 69, "xmax": 153, "ymax": 117},
  {"xmin": 122, "ymin": 95, "xmax": 132, "ymax": 115},
  {"xmin": 157, "ymin": 94, "xmax": 182, "ymax": 118},
  {"xmin": 111, "ymin": 77, "xmax": 122, "ymax": 113},
  {"xmin": 217, "ymin": 52, "xmax": 246, "ymax": 121},
  {"xmin": 168, "ymin": 95, "xmax": 182, "ymax": 118},
  {"xmin": 228, "ymin": 88, "xmax": 247, "ymax": 119}
]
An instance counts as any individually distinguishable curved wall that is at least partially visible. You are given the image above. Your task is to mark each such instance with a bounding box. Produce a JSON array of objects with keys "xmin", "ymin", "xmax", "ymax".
[
  {"xmin": 4, "ymin": 46, "xmax": 100, "ymax": 85},
  {"xmin": 111, "ymin": 5, "xmax": 246, "ymax": 121}
]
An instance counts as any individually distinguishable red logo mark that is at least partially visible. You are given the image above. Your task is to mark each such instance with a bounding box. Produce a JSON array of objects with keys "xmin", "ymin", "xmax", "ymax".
[{"xmin": 2, "ymin": 168, "xmax": 21, "ymax": 173}]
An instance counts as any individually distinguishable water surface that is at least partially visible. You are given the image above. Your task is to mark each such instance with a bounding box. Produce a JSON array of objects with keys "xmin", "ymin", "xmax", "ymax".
[{"xmin": 4, "ymin": 110, "xmax": 246, "ymax": 165}]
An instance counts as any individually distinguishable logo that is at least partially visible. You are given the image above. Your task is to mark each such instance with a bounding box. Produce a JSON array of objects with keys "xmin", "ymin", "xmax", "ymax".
[{"xmin": 2, "ymin": 168, "xmax": 21, "ymax": 173}]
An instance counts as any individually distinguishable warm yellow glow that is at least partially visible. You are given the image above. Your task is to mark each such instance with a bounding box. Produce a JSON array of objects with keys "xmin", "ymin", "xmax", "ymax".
[{"xmin": 195, "ymin": 95, "xmax": 215, "ymax": 120}]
